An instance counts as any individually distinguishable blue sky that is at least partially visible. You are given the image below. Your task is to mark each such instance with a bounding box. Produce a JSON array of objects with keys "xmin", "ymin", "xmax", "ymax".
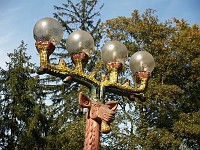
[{"xmin": 0, "ymin": 0, "xmax": 200, "ymax": 69}]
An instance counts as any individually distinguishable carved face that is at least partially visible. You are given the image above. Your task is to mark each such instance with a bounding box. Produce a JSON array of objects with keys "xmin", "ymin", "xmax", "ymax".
[{"xmin": 79, "ymin": 92, "xmax": 118, "ymax": 123}]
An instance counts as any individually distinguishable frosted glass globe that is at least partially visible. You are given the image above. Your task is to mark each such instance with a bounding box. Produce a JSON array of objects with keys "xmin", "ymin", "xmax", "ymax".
[
  {"xmin": 33, "ymin": 17, "xmax": 63, "ymax": 45},
  {"xmin": 129, "ymin": 51, "xmax": 155, "ymax": 74},
  {"xmin": 101, "ymin": 41, "xmax": 128, "ymax": 63},
  {"xmin": 66, "ymin": 30, "xmax": 94, "ymax": 55}
]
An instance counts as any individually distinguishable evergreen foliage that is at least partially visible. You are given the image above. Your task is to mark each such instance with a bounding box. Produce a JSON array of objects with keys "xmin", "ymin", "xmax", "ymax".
[
  {"xmin": 0, "ymin": 41, "xmax": 47, "ymax": 149},
  {"xmin": 53, "ymin": 0, "xmax": 103, "ymax": 48}
]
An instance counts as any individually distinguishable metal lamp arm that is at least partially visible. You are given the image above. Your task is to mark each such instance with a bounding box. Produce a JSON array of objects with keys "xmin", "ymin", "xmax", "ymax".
[{"xmin": 36, "ymin": 42, "xmax": 150, "ymax": 101}]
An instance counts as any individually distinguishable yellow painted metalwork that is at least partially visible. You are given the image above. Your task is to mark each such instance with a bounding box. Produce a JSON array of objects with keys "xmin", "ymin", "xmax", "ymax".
[
  {"xmin": 36, "ymin": 41, "xmax": 55, "ymax": 67},
  {"xmin": 101, "ymin": 120, "xmax": 111, "ymax": 134},
  {"xmin": 36, "ymin": 43, "xmax": 149, "ymax": 97}
]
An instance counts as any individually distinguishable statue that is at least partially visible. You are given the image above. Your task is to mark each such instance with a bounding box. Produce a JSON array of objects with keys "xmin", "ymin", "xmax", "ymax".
[{"xmin": 79, "ymin": 92, "xmax": 118, "ymax": 150}]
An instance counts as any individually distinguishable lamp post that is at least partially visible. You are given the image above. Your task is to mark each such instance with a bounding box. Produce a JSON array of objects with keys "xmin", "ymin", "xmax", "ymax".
[{"xmin": 33, "ymin": 17, "xmax": 155, "ymax": 150}]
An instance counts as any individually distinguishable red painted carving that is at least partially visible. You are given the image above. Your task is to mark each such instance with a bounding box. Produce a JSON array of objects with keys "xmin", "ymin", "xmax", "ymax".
[{"xmin": 79, "ymin": 92, "xmax": 118, "ymax": 150}]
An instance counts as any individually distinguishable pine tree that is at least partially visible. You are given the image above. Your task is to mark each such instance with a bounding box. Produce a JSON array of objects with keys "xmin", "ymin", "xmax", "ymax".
[
  {"xmin": 0, "ymin": 41, "xmax": 48, "ymax": 149},
  {"xmin": 54, "ymin": 0, "xmax": 103, "ymax": 48},
  {"xmin": 102, "ymin": 9, "xmax": 200, "ymax": 149}
]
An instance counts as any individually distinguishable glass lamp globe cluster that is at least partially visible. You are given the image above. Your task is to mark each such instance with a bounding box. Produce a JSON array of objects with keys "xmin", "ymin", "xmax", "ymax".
[{"xmin": 33, "ymin": 17, "xmax": 155, "ymax": 75}]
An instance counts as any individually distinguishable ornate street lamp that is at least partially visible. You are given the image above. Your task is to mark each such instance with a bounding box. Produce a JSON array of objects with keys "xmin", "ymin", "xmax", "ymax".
[{"xmin": 33, "ymin": 18, "xmax": 155, "ymax": 150}]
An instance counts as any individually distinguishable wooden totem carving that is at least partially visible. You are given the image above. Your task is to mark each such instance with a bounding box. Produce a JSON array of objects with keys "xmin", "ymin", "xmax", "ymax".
[{"xmin": 79, "ymin": 92, "xmax": 118, "ymax": 150}]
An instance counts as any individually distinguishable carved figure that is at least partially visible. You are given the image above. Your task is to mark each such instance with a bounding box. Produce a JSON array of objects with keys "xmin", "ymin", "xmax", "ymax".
[{"xmin": 79, "ymin": 92, "xmax": 118, "ymax": 150}]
